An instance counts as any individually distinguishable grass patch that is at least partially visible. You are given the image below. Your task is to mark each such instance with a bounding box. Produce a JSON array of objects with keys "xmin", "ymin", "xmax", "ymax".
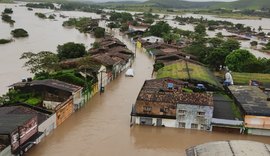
[
  {"xmin": 232, "ymin": 72, "xmax": 270, "ymax": 85},
  {"xmin": 25, "ymin": 97, "xmax": 42, "ymax": 106},
  {"xmin": 231, "ymin": 101, "xmax": 242, "ymax": 120},
  {"xmin": 157, "ymin": 61, "xmax": 221, "ymax": 87}
]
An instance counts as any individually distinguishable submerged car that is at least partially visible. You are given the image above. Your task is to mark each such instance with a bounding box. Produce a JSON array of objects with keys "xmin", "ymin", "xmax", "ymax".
[{"xmin": 125, "ymin": 68, "xmax": 134, "ymax": 77}]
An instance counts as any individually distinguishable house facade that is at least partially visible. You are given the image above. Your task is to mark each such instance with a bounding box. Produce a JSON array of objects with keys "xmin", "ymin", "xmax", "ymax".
[
  {"xmin": 176, "ymin": 104, "xmax": 213, "ymax": 130},
  {"xmin": 228, "ymin": 85, "xmax": 270, "ymax": 136},
  {"xmin": 131, "ymin": 78, "xmax": 214, "ymax": 130},
  {"xmin": 0, "ymin": 114, "xmax": 38, "ymax": 154}
]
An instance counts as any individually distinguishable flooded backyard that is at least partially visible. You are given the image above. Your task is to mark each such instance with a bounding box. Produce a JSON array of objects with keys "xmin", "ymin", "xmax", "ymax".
[{"xmin": 0, "ymin": 3, "xmax": 270, "ymax": 156}]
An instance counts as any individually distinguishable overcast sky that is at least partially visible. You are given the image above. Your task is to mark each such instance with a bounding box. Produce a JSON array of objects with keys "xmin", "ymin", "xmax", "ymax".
[{"xmin": 91, "ymin": 0, "xmax": 237, "ymax": 2}]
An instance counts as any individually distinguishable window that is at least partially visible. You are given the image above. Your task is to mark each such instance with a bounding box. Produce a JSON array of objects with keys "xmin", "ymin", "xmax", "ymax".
[
  {"xmin": 178, "ymin": 109, "xmax": 186, "ymax": 115},
  {"xmin": 191, "ymin": 123, "xmax": 198, "ymax": 129},
  {"xmin": 143, "ymin": 106, "xmax": 152, "ymax": 112},
  {"xmin": 160, "ymin": 107, "xmax": 169, "ymax": 113},
  {"xmin": 197, "ymin": 111, "xmax": 205, "ymax": 116},
  {"xmin": 178, "ymin": 115, "xmax": 185, "ymax": 121},
  {"xmin": 179, "ymin": 122, "xmax": 186, "ymax": 128}
]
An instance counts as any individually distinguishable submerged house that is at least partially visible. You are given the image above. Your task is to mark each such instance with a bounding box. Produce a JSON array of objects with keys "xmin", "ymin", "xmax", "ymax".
[
  {"xmin": 89, "ymin": 36, "xmax": 134, "ymax": 81},
  {"xmin": 10, "ymin": 79, "xmax": 83, "ymax": 126},
  {"xmin": 0, "ymin": 114, "xmax": 38, "ymax": 155},
  {"xmin": 131, "ymin": 78, "xmax": 214, "ymax": 130},
  {"xmin": 228, "ymin": 85, "xmax": 270, "ymax": 136}
]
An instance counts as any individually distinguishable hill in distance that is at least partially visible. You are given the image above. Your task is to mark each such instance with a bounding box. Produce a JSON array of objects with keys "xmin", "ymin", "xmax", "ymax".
[{"xmin": 144, "ymin": 0, "xmax": 270, "ymax": 9}]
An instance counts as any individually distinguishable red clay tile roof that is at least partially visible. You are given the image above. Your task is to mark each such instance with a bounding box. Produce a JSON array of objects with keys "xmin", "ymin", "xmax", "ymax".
[{"xmin": 137, "ymin": 78, "xmax": 213, "ymax": 106}]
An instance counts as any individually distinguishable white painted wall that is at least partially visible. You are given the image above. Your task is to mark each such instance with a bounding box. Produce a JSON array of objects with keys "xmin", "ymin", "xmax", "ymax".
[
  {"xmin": 248, "ymin": 128, "xmax": 270, "ymax": 136},
  {"xmin": 38, "ymin": 114, "xmax": 56, "ymax": 136},
  {"xmin": 0, "ymin": 145, "xmax": 12, "ymax": 156},
  {"xmin": 161, "ymin": 119, "xmax": 177, "ymax": 128}
]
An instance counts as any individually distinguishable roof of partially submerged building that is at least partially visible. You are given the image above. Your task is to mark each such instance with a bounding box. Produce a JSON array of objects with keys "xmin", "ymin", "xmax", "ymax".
[
  {"xmin": 157, "ymin": 60, "xmax": 221, "ymax": 89},
  {"xmin": 186, "ymin": 140, "xmax": 270, "ymax": 156},
  {"xmin": 228, "ymin": 85, "xmax": 270, "ymax": 116},
  {"xmin": 137, "ymin": 78, "xmax": 213, "ymax": 106},
  {"xmin": 0, "ymin": 104, "xmax": 50, "ymax": 125},
  {"xmin": 11, "ymin": 79, "xmax": 82, "ymax": 93},
  {"xmin": 0, "ymin": 114, "xmax": 35, "ymax": 134}
]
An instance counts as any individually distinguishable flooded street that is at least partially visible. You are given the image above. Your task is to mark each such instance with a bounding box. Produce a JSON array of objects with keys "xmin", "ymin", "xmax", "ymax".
[
  {"xmin": 27, "ymin": 34, "xmax": 270, "ymax": 156},
  {"xmin": 0, "ymin": 4, "xmax": 270, "ymax": 156}
]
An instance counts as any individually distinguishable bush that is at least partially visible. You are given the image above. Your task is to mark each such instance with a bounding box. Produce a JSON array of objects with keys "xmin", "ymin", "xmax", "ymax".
[
  {"xmin": 1, "ymin": 14, "xmax": 15, "ymax": 24},
  {"xmin": 0, "ymin": 39, "xmax": 12, "ymax": 44},
  {"xmin": 57, "ymin": 42, "xmax": 86, "ymax": 60},
  {"xmin": 94, "ymin": 27, "xmax": 105, "ymax": 38},
  {"xmin": 35, "ymin": 12, "xmax": 47, "ymax": 19},
  {"xmin": 3, "ymin": 8, "xmax": 13, "ymax": 14},
  {"xmin": 11, "ymin": 28, "xmax": 29, "ymax": 38}
]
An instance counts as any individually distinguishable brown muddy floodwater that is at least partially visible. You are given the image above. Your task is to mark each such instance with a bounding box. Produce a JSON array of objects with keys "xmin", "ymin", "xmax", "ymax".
[
  {"xmin": 28, "ymin": 33, "xmax": 270, "ymax": 156},
  {"xmin": 0, "ymin": 3, "xmax": 269, "ymax": 156}
]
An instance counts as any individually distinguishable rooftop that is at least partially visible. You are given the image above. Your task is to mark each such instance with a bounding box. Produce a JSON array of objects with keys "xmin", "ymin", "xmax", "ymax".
[
  {"xmin": 157, "ymin": 60, "xmax": 221, "ymax": 89},
  {"xmin": 0, "ymin": 104, "xmax": 50, "ymax": 125},
  {"xmin": 186, "ymin": 140, "xmax": 270, "ymax": 156},
  {"xmin": 0, "ymin": 114, "xmax": 35, "ymax": 134},
  {"xmin": 137, "ymin": 78, "xmax": 213, "ymax": 106},
  {"xmin": 228, "ymin": 85, "xmax": 270, "ymax": 116},
  {"xmin": 11, "ymin": 79, "xmax": 82, "ymax": 93}
]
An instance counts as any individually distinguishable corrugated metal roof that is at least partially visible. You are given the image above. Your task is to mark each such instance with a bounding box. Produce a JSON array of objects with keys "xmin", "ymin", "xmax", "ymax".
[
  {"xmin": 229, "ymin": 85, "xmax": 270, "ymax": 116},
  {"xmin": 0, "ymin": 114, "xmax": 35, "ymax": 134},
  {"xmin": 186, "ymin": 140, "xmax": 270, "ymax": 156}
]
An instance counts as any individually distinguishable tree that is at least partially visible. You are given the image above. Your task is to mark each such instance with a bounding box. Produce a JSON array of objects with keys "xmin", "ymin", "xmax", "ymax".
[
  {"xmin": 225, "ymin": 49, "xmax": 257, "ymax": 72},
  {"xmin": 11, "ymin": 28, "xmax": 28, "ymax": 38},
  {"xmin": 208, "ymin": 37, "xmax": 224, "ymax": 48},
  {"xmin": 3, "ymin": 8, "xmax": 13, "ymax": 14},
  {"xmin": 235, "ymin": 23, "xmax": 244, "ymax": 30},
  {"xmin": 205, "ymin": 48, "xmax": 229, "ymax": 69},
  {"xmin": 94, "ymin": 27, "xmax": 105, "ymax": 38},
  {"xmin": 194, "ymin": 23, "xmax": 206, "ymax": 36},
  {"xmin": 57, "ymin": 42, "xmax": 86, "ymax": 60},
  {"xmin": 92, "ymin": 42, "xmax": 100, "ymax": 49},
  {"xmin": 258, "ymin": 26, "xmax": 263, "ymax": 32},
  {"xmin": 120, "ymin": 23, "xmax": 129, "ymax": 32},
  {"xmin": 20, "ymin": 51, "xmax": 59, "ymax": 74},
  {"xmin": 221, "ymin": 39, "xmax": 240, "ymax": 52},
  {"xmin": 216, "ymin": 32, "xmax": 223, "ymax": 38},
  {"xmin": 149, "ymin": 21, "xmax": 171, "ymax": 37},
  {"xmin": 163, "ymin": 32, "xmax": 180, "ymax": 44},
  {"xmin": 107, "ymin": 22, "xmax": 120, "ymax": 29},
  {"xmin": 250, "ymin": 41, "xmax": 258, "ymax": 47}
]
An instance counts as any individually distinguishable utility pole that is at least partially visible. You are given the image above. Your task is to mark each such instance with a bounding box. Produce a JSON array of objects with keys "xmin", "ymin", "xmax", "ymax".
[
  {"xmin": 100, "ymin": 70, "xmax": 106, "ymax": 94},
  {"xmin": 17, "ymin": 126, "xmax": 22, "ymax": 156}
]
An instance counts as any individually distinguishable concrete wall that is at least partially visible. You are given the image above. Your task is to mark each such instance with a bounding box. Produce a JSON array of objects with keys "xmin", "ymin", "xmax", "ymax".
[
  {"xmin": 134, "ymin": 116, "xmax": 176, "ymax": 128},
  {"xmin": 248, "ymin": 128, "xmax": 270, "ymax": 136},
  {"xmin": 176, "ymin": 104, "xmax": 213, "ymax": 131},
  {"xmin": 38, "ymin": 114, "xmax": 56, "ymax": 136},
  {"xmin": 0, "ymin": 146, "xmax": 12, "ymax": 156}
]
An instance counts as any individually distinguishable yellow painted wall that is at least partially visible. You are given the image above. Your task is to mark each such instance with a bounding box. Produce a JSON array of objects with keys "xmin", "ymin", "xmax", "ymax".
[
  {"xmin": 245, "ymin": 115, "xmax": 270, "ymax": 129},
  {"xmin": 136, "ymin": 41, "xmax": 142, "ymax": 49}
]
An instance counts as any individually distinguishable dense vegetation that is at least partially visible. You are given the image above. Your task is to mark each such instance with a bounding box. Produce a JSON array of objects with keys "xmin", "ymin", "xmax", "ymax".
[
  {"xmin": 1, "ymin": 14, "xmax": 15, "ymax": 24},
  {"xmin": 26, "ymin": 3, "xmax": 55, "ymax": 9},
  {"xmin": 57, "ymin": 42, "xmax": 87, "ymax": 60},
  {"xmin": 3, "ymin": 8, "xmax": 13, "ymax": 14},
  {"xmin": 0, "ymin": 39, "xmax": 12, "ymax": 44},
  {"xmin": 94, "ymin": 27, "xmax": 105, "ymax": 38},
  {"xmin": 35, "ymin": 12, "xmax": 47, "ymax": 19},
  {"xmin": 62, "ymin": 17, "xmax": 98, "ymax": 33}
]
